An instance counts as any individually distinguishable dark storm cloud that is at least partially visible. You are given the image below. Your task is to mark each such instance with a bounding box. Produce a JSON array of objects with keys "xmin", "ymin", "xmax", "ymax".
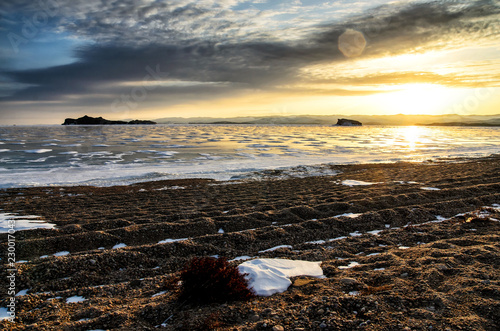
[
  {"xmin": 1, "ymin": 0, "xmax": 499, "ymax": 105},
  {"xmin": 317, "ymin": 0, "xmax": 500, "ymax": 56}
]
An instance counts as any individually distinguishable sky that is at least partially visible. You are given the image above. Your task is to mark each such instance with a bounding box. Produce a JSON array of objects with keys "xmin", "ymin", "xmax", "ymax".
[{"xmin": 0, "ymin": 0, "xmax": 499, "ymax": 124}]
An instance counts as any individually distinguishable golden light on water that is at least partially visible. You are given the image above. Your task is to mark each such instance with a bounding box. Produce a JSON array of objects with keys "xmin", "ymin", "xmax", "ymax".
[{"xmin": 402, "ymin": 126, "xmax": 423, "ymax": 151}]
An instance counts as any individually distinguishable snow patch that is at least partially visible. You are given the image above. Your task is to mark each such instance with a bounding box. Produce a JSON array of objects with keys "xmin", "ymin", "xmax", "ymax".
[
  {"xmin": 338, "ymin": 261, "xmax": 360, "ymax": 269},
  {"xmin": 334, "ymin": 213, "xmax": 362, "ymax": 218},
  {"xmin": 0, "ymin": 213, "xmax": 56, "ymax": 233},
  {"xmin": 155, "ymin": 186, "xmax": 185, "ymax": 190},
  {"xmin": 66, "ymin": 296, "xmax": 86, "ymax": 303},
  {"xmin": 0, "ymin": 307, "xmax": 13, "ymax": 320},
  {"xmin": 340, "ymin": 180, "xmax": 379, "ymax": 187},
  {"xmin": 305, "ymin": 240, "xmax": 327, "ymax": 245},
  {"xmin": 152, "ymin": 291, "xmax": 167, "ymax": 298},
  {"xmin": 229, "ymin": 256, "xmax": 253, "ymax": 262},
  {"xmin": 420, "ymin": 187, "xmax": 440, "ymax": 191},
  {"xmin": 238, "ymin": 258, "xmax": 323, "ymax": 296},
  {"xmin": 258, "ymin": 245, "xmax": 293, "ymax": 253},
  {"xmin": 158, "ymin": 238, "xmax": 188, "ymax": 244}
]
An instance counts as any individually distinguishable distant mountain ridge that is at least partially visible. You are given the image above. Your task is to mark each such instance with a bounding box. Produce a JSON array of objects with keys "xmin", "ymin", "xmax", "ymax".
[{"xmin": 154, "ymin": 114, "xmax": 500, "ymax": 126}]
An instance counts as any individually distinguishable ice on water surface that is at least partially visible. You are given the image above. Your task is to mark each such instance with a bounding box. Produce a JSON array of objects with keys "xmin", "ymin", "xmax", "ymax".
[{"xmin": 0, "ymin": 125, "xmax": 498, "ymax": 188}]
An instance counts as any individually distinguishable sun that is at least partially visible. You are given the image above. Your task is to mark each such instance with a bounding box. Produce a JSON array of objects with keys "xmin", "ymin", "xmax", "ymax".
[{"xmin": 374, "ymin": 83, "xmax": 460, "ymax": 115}]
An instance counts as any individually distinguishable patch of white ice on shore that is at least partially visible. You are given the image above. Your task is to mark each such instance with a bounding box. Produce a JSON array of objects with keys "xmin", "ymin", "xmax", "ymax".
[
  {"xmin": 229, "ymin": 256, "xmax": 253, "ymax": 262},
  {"xmin": 238, "ymin": 258, "xmax": 323, "ymax": 296},
  {"xmin": 0, "ymin": 307, "xmax": 13, "ymax": 320},
  {"xmin": 112, "ymin": 243, "xmax": 127, "ymax": 249},
  {"xmin": 66, "ymin": 296, "xmax": 86, "ymax": 303},
  {"xmin": 0, "ymin": 213, "xmax": 56, "ymax": 233},
  {"xmin": 338, "ymin": 261, "xmax": 360, "ymax": 269},
  {"xmin": 16, "ymin": 289, "xmax": 29, "ymax": 296},
  {"xmin": 305, "ymin": 240, "xmax": 327, "ymax": 245},
  {"xmin": 340, "ymin": 180, "xmax": 379, "ymax": 187},
  {"xmin": 53, "ymin": 251, "xmax": 70, "ymax": 256},
  {"xmin": 152, "ymin": 291, "xmax": 167, "ymax": 298},
  {"xmin": 158, "ymin": 238, "xmax": 188, "ymax": 244},
  {"xmin": 420, "ymin": 187, "xmax": 440, "ymax": 191},
  {"xmin": 258, "ymin": 245, "xmax": 293, "ymax": 253},
  {"xmin": 334, "ymin": 213, "xmax": 362, "ymax": 218},
  {"xmin": 155, "ymin": 186, "xmax": 185, "ymax": 190}
]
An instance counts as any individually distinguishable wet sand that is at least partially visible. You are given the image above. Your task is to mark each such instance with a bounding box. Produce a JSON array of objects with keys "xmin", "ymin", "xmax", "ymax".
[{"xmin": 1, "ymin": 155, "xmax": 499, "ymax": 330}]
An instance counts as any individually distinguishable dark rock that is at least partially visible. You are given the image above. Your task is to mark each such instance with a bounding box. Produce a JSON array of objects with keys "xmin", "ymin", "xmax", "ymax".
[
  {"xmin": 336, "ymin": 118, "xmax": 362, "ymax": 126},
  {"xmin": 127, "ymin": 119, "xmax": 157, "ymax": 125},
  {"xmin": 62, "ymin": 115, "xmax": 156, "ymax": 125}
]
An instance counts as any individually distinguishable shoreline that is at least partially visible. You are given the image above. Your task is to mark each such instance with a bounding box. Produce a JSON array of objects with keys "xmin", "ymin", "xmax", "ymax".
[
  {"xmin": 0, "ymin": 156, "xmax": 499, "ymax": 330},
  {"xmin": 1, "ymin": 153, "xmax": 499, "ymax": 190}
]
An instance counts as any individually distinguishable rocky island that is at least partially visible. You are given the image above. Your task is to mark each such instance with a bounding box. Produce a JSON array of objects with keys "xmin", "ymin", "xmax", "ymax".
[
  {"xmin": 336, "ymin": 118, "xmax": 362, "ymax": 126},
  {"xmin": 62, "ymin": 115, "xmax": 156, "ymax": 125}
]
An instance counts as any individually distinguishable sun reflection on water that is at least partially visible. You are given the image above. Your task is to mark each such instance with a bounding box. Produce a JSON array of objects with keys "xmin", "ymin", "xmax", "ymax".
[{"xmin": 402, "ymin": 126, "xmax": 423, "ymax": 151}]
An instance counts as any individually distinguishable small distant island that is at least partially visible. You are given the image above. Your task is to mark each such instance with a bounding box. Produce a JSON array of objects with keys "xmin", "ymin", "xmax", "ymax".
[
  {"xmin": 62, "ymin": 115, "xmax": 156, "ymax": 125},
  {"xmin": 336, "ymin": 118, "xmax": 362, "ymax": 126}
]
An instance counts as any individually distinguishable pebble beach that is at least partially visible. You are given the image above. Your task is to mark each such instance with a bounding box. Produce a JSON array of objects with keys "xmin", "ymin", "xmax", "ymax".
[{"xmin": 1, "ymin": 155, "xmax": 499, "ymax": 330}]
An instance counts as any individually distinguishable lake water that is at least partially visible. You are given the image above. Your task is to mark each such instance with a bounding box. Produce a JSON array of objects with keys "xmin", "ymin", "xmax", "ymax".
[{"xmin": 0, "ymin": 124, "xmax": 499, "ymax": 188}]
